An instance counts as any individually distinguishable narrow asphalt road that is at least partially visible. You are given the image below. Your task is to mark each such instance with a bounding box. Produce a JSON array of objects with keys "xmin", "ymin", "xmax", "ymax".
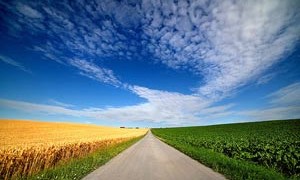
[{"xmin": 83, "ymin": 131, "xmax": 226, "ymax": 180}]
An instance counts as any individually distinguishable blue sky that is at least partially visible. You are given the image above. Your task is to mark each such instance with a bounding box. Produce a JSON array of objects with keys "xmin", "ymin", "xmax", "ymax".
[{"xmin": 0, "ymin": 0, "xmax": 300, "ymax": 127}]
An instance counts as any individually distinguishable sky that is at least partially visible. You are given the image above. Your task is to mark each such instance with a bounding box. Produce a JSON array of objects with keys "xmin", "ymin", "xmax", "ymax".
[{"xmin": 0, "ymin": 0, "xmax": 300, "ymax": 127}]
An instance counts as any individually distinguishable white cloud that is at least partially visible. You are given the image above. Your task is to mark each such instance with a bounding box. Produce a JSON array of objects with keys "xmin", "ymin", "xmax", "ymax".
[
  {"xmin": 48, "ymin": 99, "xmax": 74, "ymax": 108},
  {"xmin": 267, "ymin": 82, "xmax": 300, "ymax": 106},
  {"xmin": 241, "ymin": 106, "xmax": 300, "ymax": 121},
  {"xmin": 16, "ymin": 3, "xmax": 43, "ymax": 19},
  {"xmin": 2, "ymin": 1, "xmax": 142, "ymax": 62},
  {"xmin": 141, "ymin": 0, "xmax": 300, "ymax": 99},
  {"xmin": 256, "ymin": 73, "xmax": 277, "ymax": 85},
  {"xmin": 0, "ymin": 86, "xmax": 233, "ymax": 125},
  {"xmin": 69, "ymin": 59, "xmax": 121, "ymax": 87},
  {"xmin": 240, "ymin": 82, "xmax": 300, "ymax": 120},
  {"xmin": 0, "ymin": 55, "xmax": 32, "ymax": 73},
  {"xmin": 95, "ymin": 86, "xmax": 234, "ymax": 125},
  {"xmin": 0, "ymin": 99, "xmax": 78, "ymax": 117},
  {"xmin": 130, "ymin": 85, "xmax": 210, "ymax": 112}
]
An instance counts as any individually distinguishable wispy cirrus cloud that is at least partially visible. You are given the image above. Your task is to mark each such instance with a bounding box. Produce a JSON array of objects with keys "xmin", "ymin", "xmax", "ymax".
[
  {"xmin": 16, "ymin": 2, "xmax": 43, "ymax": 19},
  {"xmin": 241, "ymin": 106, "xmax": 300, "ymax": 121},
  {"xmin": 48, "ymin": 99, "xmax": 73, "ymax": 108},
  {"xmin": 0, "ymin": 54, "xmax": 32, "ymax": 73},
  {"xmin": 0, "ymin": 98, "xmax": 80, "ymax": 117},
  {"xmin": 256, "ymin": 73, "xmax": 277, "ymax": 85},
  {"xmin": 267, "ymin": 82, "xmax": 300, "ymax": 106},
  {"xmin": 69, "ymin": 59, "xmax": 121, "ymax": 87},
  {"xmin": 240, "ymin": 82, "xmax": 300, "ymax": 120}
]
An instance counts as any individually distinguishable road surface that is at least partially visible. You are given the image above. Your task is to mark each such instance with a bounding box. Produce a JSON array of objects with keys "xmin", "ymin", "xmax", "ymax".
[{"xmin": 83, "ymin": 131, "xmax": 226, "ymax": 180}]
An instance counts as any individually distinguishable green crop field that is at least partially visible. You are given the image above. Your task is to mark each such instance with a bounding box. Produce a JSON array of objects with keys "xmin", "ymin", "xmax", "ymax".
[{"xmin": 152, "ymin": 119, "xmax": 300, "ymax": 180}]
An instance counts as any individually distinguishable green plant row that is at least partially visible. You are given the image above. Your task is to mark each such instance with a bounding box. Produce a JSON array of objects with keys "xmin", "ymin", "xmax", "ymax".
[{"xmin": 152, "ymin": 119, "xmax": 300, "ymax": 179}]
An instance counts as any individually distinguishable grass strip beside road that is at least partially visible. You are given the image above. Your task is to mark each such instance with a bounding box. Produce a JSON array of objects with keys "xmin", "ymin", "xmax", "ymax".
[{"xmin": 23, "ymin": 136, "xmax": 144, "ymax": 180}]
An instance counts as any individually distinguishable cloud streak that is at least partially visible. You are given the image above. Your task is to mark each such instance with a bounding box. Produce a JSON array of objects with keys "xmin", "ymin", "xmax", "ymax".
[
  {"xmin": 16, "ymin": 2, "xmax": 43, "ymax": 19},
  {"xmin": 241, "ymin": 106, "xmax": 300, "ymax": 121},
  {"xmin": 69, "ymin": 59, "xmax": 121, "ymax": 87},
  {"xmin": 267, "ymin": 82, "xmax": 300, "ymax": 106},
  {"xmin": 48, "ymin": 99, "xmax": 74, "ymax": 108},
  {"xmin": 240, "ymin": 82, "xmax": 300, "ymax": 120},
  {"xmin": 0, "ymin": 54, "xmax": 32, "ymax": 73}
]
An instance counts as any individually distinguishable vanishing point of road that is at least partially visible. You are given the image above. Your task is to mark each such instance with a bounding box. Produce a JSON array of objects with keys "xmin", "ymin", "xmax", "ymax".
[{"xmin": 83, "ymin": 131, "xmax": 226, "ymax": 180}]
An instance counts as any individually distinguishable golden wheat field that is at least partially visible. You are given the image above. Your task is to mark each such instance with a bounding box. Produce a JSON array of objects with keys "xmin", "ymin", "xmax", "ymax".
[{"xmin": 0, "ymin": 119, "xmax": 148, "ymax": 179}]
